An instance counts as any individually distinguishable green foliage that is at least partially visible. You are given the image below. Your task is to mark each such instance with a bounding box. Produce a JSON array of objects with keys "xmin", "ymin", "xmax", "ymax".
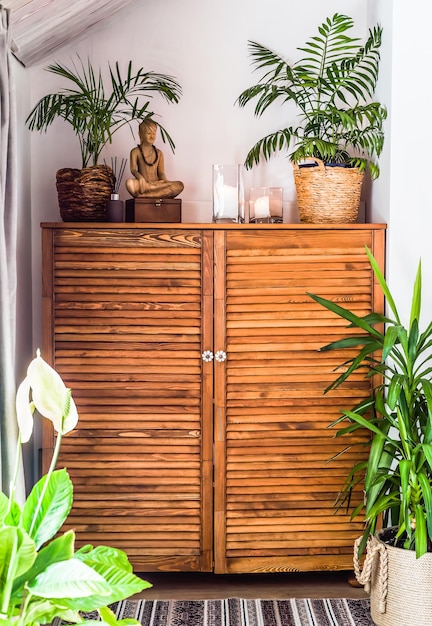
[
  {"xmin": 26, "ymin": 58, "xmax": 182, "ymax": 167},
  {"xmin": 237, "ymin": 13, "xmax": 387, "ymax": 177},
  {"xmin": 308, "ymin": 248, "xmax": 432, "ymax": 558},
  {"xmin": 0, "ymin": 353, "xmax": 150, "ymax": 626}
]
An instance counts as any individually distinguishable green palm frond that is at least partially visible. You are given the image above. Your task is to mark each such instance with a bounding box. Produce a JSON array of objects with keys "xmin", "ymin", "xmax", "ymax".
[
  {"xmin": 237, "ymin": 13, "xmax": 387, "ymax": 177},
  {"xmin": 26, "ymin": 57, "xmax": 182, "ymax": 167}
]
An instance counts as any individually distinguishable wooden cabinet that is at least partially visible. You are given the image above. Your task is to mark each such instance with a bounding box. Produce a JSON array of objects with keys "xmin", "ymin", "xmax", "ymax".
[{"xmin": 41, "ymin": 223, "xmax": 385, "ymax": 573}]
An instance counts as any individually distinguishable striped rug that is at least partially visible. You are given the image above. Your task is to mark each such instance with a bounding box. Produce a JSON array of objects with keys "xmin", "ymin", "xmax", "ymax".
[{"xmin": 98, "ymin": 598, "xmax": 374, "ymax": 626}]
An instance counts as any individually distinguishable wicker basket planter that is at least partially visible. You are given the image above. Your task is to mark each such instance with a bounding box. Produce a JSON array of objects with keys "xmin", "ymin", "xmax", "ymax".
[
  {"xmin": 292, "ymin": 159, "xmax": 364, "ymax": 223},
  {"xmin": 56, "ymin": 165, "xmax": 115, "ymax": 222},
  {"xmin": 354, "ymin": 528, "xmax": 432, "ymax": 626}
]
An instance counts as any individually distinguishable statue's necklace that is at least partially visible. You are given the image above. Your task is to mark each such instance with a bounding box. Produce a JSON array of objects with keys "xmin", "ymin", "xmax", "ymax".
[{"xmin": 139, "ymin": 144, "xmax": 158, "ymax": 166}]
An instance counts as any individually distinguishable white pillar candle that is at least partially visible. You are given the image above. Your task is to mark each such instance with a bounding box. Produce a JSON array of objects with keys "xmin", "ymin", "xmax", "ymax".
[
  {"xmin": 254, "ymin": 195, "xmax": 270, "ymax": 219},
  {"xmin": 215, "ymin": 182, "xmax": 238, "ymax": 219}
]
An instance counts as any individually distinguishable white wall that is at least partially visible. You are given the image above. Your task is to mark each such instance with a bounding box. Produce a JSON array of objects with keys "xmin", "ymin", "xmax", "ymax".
[
  {"xmin": 366, "ymin": 0, "xmax": 432, "ymax": 328},
  {"xmin": 385, "ymin": 1, "xmax": 432, "ymax": 324}
]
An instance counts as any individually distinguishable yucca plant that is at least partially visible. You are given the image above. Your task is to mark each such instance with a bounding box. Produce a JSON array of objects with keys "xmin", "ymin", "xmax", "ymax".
[
  {"xmin": 308, "ymin": 247, "xmax": 432, "ymax": 558},
  {"xmin": 237, "ymin": 13, "xmax": 387, "ymax": 178},
  {"xmin": 26, "ymin": 58, "xmax": 181, "ymax": 167}
]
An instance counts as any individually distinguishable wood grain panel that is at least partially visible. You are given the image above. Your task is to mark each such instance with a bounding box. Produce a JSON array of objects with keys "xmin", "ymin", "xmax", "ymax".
[
  {"xmin": 42, "ymin": 227, "xmax": 211, "ymax": 572},
  {"xmin": 214, "ymin": 227, "xmax": 385, "ymax": 573},
  {"xmin": 42, "ymin": 223, "xmax": 385, "ymax": 575}
]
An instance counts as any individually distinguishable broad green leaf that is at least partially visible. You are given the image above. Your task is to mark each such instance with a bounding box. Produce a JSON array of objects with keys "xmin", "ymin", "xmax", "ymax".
[
  {"xmin": 399, "ymin": 459, "xmax": 412, "ymax": 532},
  {"xmin": 76, "ymin": 544, "xmax": 132, "ymax": 572},
  {"xmin": 21, "ymin": 599, "xmax": 82, "ymax": 626},
  {"xmin": 0, "ymin": 526, "xmax": 36, "ymax": 617},
  {"xmin": 339, "ymin": 410, "xmax": 384, "ymax": 437},
  {"xmin": 365, "ymin": 431, "xmax": 390, "ymax": 491},
  {"xmin": 99, "ymin": 605, "xmax": 141, "ymax": 626},
  {"xmin": 415, "ymin": 504, "xmax": 427, "ymax": 558},
  {"xmin": 2, "ymin": 498, "xmax": 22, "ymax": 528},
  {"xmin": 365, "ymin": 492, "xmax": 400, "ymax": 520},
  {"xmin": 0, "ymin": 526, "xmax": 19, "ymax": 610},
  {"xmin": 61, "ymin": 555, "xmax": 150, "ymax": 611},
  {"xmin": 11, "ymin": 530, "xmax": 75, "ymax": 598},
  {"xmin": 307, "ymin": 292, "xmax": 381, "ymax": 337},
  {"xmin": 0, "ymin": 526, "xmax": 36, "ymax": 587},
  {"xmin": 422, "ymin": 443, "xmax": 432, "ymax": 471},
  {"xmin": 382, "ymin": 325, "xmax": 402, "ymax": 361},
  {"xmin": 418, "ymin": 471, "xmax": 432, "ymax": 542},
  {"xmin": 21, "ymin": 469, "xmax": 73, "ymax": 549},
  {"xmin": 409, "ymin": 261, "xmax": 422, "ymax": 331},
  {"xmin": 387, "ymin": 374, "xmax": 403, "ymax": 411},
  {"xmin": 28, "ymin": 559, "xmax": 111, "ymax": 599},
  {"xmin": 365, "ymin": 246, "xmax": 400, "ymax": 323}
]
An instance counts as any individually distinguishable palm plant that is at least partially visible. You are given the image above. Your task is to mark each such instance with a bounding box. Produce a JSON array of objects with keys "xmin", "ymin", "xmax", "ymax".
[
  {"xmin": 237, "ymin": 13, "xmax": 387, "ymax": 179},
  {"xmin": 26, "ymin": 57, "xmax": 182, "ymax": 168},
  {"xmin": 308, "ymin": 248, "xmax": 432, "ymax": 558}
]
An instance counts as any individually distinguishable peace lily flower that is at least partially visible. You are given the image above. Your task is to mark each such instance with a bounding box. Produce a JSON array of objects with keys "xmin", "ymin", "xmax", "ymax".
[{"xmin": 16, "ymin": 349, "xmax": 78, "ymax": 443}]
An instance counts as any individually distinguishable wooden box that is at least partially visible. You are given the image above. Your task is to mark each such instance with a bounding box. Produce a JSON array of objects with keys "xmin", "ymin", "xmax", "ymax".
[{"xmin": 125, "ymin": 198, "xmax": 182, "ymax": 223}]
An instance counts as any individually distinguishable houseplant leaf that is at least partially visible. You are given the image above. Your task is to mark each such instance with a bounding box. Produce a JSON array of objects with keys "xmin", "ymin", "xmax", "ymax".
[
  {"xmin": 21, "ymin": 469, "xmax": 73, "ymax": 549},
  {"xmin": 311, "ymin": 250, "xmax": 432, "ymax": 557},
  {"xmin": 27, "ymin": 558, "xmax": 111, "ymax": 598}
]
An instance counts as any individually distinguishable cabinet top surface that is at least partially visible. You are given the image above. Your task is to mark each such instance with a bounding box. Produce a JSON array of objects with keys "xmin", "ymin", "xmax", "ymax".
[{"xmin": 41, "ymin": 222, "xmax": 386, "ymax": 230}]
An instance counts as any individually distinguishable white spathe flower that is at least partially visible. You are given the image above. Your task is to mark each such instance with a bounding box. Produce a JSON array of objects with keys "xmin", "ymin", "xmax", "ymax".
[{"xmin": 16, "ymin": 350, "xmax": 79, "ymax": 443}]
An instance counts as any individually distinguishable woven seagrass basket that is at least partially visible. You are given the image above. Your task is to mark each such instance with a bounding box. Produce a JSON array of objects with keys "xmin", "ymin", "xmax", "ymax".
[
  {"xmin": 292, "ymin": 158, "xmax": 364, "ymax": 224},
  {"xmin": 354, "ymin": 529, "xmax": 432, "ymax": 626},
  {"xmin": 56, "ymin": 165, "xmax": 115, "ymax": 222}
]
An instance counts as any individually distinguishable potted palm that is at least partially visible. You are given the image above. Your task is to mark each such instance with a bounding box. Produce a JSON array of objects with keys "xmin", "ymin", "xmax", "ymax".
[
  {"xmin": 308, "ymin": 248, "xmax": 432, "ymax": 626},
  {"xmin": 0, "ymin": 351, "xmax": 150, "ymax": 625},
  {"xmin": 237, "ymin": 13, "xmax": 387, "ymax": 223},
  {"xmin": 26, "ymin": 57, "xmax": 181, "ymax": 221}
]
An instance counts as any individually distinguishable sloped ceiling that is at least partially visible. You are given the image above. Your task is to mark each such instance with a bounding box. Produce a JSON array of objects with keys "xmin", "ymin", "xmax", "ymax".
[{"xmin": 3, "ymin": 0, "xmax": 137, "ymax": 67}]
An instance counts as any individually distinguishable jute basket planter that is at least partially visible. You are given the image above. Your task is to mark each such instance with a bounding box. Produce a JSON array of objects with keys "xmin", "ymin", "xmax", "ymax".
[
  {"xmin": 292, "ymin": 159, "xmax": 364, "ymax": 224},
  {"xmin": 56, "ymin": 165, "xmax": 115, "ymax": 222},
  {"xmin": 354, "ymin": 528, "xmax": 432, "ymax": 626}
]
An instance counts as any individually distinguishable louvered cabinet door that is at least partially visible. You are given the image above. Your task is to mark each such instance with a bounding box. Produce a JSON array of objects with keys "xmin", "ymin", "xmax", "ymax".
[
  {"xmin": 41, "ymin": 226, "xmax": 214, "ymax": 572},
  {"xmin": 213, "ymin": 227, "xmax": 385, "ymax": 573}
]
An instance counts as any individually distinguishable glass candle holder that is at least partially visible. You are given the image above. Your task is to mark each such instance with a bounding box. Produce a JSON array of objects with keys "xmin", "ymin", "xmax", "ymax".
[
  {"xmin": 212, "ymin": 164, "xmax": 244, "ymax": 223},
  {"xmin": 248, "ymin": 187, "xmax": 283, "ymax": 223}
]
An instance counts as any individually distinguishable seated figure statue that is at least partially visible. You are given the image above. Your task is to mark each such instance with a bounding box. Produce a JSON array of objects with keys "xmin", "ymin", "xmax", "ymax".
[{"xmin": 125, "ymin": 119, "xmax": 184, "ymax": 199}]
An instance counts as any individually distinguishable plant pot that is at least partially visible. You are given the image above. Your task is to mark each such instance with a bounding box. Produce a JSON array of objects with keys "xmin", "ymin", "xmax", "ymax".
[
  {"xmin": 292, "ymin": 158, "xmax": 364, "ymax": 223},
  {"xmin": 56, "ymin": 165, "xmax": 115, "ymax": 221},
  {"xmin": 354, "ymin": 528, "xmax": 432, "ymax": 626}
]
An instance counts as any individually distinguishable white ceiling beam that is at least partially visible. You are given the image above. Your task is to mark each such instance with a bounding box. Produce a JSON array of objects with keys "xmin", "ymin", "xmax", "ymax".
[{"xmin": 4, "ymin": 0, "xmax": 137, "ymax": 66}]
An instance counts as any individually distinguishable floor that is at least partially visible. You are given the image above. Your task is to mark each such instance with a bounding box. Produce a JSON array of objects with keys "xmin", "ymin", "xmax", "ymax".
[{"xmin": 132, "ymin": 571, "xmax": 368, "ymax": 600}]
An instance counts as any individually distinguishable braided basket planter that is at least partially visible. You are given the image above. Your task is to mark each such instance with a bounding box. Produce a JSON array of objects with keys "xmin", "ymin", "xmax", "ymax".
[
  {"xmin": 354, "ymin": 528, "xmax": 432, "ymax": 626},
  {"xmin": 292, "ymin": 159, "xmax": 364, "ymax": 224},
  {"xmin": 56, "ymin": 165, "xmax": 115, "ymax": 222}
]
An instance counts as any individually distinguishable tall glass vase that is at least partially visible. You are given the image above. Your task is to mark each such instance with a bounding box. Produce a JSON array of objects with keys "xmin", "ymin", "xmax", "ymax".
[{"xmin": 212, "ymin": 164, "xmax": 244, "ymax": 223}]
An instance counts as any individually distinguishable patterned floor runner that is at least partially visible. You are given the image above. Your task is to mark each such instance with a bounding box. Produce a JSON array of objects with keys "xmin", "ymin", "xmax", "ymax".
[{"xmin": 84, "ymin": 598, "xmax": 374, "ymax": 626}]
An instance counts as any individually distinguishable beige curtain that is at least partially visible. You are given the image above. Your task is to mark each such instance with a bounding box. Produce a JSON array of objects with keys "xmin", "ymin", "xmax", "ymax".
[{"xmin": 0, "ymin": 5, "xmax": 23, "ymax": 498}]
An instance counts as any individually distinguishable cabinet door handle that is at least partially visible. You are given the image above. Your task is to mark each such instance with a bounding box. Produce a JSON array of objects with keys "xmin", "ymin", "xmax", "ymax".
[
  {"xmin": 215, "ymin": 350, "xmax": 227, "ymax": 362},
  {"xmin": 202, "ymin": 350, "xmax": 214, "ymax": 362}
]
